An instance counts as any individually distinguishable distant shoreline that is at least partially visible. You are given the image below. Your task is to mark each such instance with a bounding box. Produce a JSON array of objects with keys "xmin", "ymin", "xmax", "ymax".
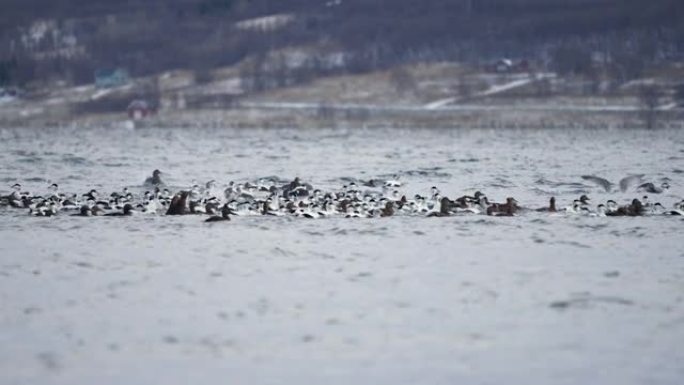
[{"xmin": 3, "ymin": 104, "xmax": 682, "ymax": 130}]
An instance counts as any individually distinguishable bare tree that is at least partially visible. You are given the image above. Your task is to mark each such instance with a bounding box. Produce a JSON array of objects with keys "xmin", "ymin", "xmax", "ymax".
[
  {"xmin": 239, "ymin": 54, "xmax": 267, "ymax": 93},
  {"xmin": 457, "ymin": 73, "xmax": 473, "ymax": 99},
  {"xmin": 674, "ymin": 84, "xmax": 684, "ymax": 107},
  {"xmin": 639, "ymin": 85, "xmax": 662, "ymax": 129},
  {"xmin": 533, "ymin": 72, "xmax": 553, "ymax": 97},
  {"xmin": 389, "ymin": 67, "xmax": 416, "ymax": 96},
  {"xmin": 316, "ymin": 101, "xmax": 335, "ymax": 121},
  {"xmin": 587, "ymin": 69, "xmax": 603, "ymax": 96},
  {"xmin": 613, "ymin": 51, "xmax": 645, "ymax": 83},
  {"xmin": 0, "ymin": 59, "xmax": 15, "ymax": 85},
  {"xmin": 193, "ymin": 62, "xmax": 214, "ymax": 85},
  {"xmin": 271, "ymin": 53, "xmax": 290, "ymax": 88},
  {"xmin": 551, "ymin": 44, "xmax": 593, "ymax": 76}
]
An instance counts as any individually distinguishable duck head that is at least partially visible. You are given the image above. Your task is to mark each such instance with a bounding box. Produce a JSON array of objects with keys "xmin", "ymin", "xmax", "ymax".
[
  {"xmin": 79, "ymin": 205, "xmax": 91, "ymax": 216},
  {"xmin": 123, "ymin": 203, "xmax": 134, "ymax": 215},
  {"xmin": 221, "ymin": 204, "xmax": 233, "ymax": 218},
  {"xmin": 440, "ymin": 197, "xmax": 451, "ymax": 214}
]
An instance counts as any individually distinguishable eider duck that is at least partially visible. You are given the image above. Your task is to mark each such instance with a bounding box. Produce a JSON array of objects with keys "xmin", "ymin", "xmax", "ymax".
[
  {"xmin": 487, "ymin": 197, "xmax": 518, "ymax": 216},
  {"xmin": 380, "ymin": 201, "xmax": 395, "ymax": 217},
  {"xmin": 105, "ymin": 203, "xmax": 134, "ymax": 216},
  {"xmin": 637, "ymin": 182, "xmax": 669, "ymax": 194},
  {"xmin": 205, "ymin": 204, "xmax": 233, "ymax": 222},
  {"xmin": 144, "ymin": 169, "xmax": 164, "ymax": 186},
  {"xmin": 536, "ymin": 197, "xmax": 557, "ymax": 212},
  {"xmin": 427, "ymin": 197, "xmax": 452, "ymax": 217},
  {"xmin": 71, "ymin": 205, "xmax": 92, "ymax": 217},
  {"xmin": 166, "ymin": 191, "xmax": 190, "ymax": 215}
]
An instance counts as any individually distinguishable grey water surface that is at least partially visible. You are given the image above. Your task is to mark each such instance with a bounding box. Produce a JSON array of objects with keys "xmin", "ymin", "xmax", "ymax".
[{"xmin": 0, "ymin": 126, "xmax": 683, "ymax": 385}]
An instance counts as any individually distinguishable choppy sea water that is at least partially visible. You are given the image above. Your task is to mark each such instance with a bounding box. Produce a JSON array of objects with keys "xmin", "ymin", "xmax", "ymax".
[{"xmin": 0, "ymin": 126, "xmax": 683, "ymax": 385}]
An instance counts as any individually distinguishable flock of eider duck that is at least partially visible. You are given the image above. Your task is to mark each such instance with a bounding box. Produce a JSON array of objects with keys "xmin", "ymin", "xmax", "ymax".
[{"xmin": 1, "ymin": 170, "xmax": 682, "ymax": 221}]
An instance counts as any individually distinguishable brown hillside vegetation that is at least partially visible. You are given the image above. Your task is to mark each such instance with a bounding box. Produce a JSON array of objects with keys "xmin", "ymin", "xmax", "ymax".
[{"xmin": 1, "ymin": 0, "xmax": 683, "ymax": 88}]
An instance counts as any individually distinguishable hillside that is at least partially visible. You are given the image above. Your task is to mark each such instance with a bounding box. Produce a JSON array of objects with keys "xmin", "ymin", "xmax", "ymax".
[
  {"xmin": 1, "ymin": 0, "xmax": 683, "ymax": 129},
  {"xmin": 1, "ymin": 0, "xmax": 683, "ymax": 88}
]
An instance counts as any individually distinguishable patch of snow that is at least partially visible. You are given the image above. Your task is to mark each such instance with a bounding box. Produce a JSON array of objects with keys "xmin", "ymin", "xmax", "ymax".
[
  {"xmin": 235, "ymin": 14, "xmax": 295, "ymax": 32},
  {"xmin": 0, "ymin": 95, "xmax": 17, "ymax": 105},
  {"xmin": 91, "ymin": 84, "xmax": 132, "ymax": 100},
  {"xmin": 424, "ymin": 73, "xmax": 556, "ymax": 109}
]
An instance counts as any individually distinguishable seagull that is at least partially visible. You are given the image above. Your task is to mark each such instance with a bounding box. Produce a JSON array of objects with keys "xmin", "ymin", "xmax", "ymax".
[{"xmin": 581, "ymin": 174, "xmax": 645, "ymax": 192}]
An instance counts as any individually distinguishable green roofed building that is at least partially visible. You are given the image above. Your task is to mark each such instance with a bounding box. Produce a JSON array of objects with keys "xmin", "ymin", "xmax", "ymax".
[{"xmin": 94, "ymin": 68, "xmax": 129, "ymax": 89}]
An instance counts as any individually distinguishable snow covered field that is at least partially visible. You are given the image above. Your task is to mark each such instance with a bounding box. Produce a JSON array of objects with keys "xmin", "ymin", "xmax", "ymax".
[{"xmin": 0, "ymin": 126, "xmax": 683, "ymax": 384}]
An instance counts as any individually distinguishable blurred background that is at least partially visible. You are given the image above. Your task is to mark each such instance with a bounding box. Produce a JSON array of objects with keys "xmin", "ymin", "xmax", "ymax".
[{"xmin": 1, "ymin": 0, "xmax": 683, "ymax": 128}]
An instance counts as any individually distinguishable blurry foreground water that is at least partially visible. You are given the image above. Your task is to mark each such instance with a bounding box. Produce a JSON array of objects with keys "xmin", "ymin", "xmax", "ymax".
[{"xmin": 0, "ymin": 126, "xmax": 683, "ymax": 385}]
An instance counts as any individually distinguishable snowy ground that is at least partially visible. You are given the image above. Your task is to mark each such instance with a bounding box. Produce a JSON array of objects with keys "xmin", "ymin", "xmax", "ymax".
[
  {"xmin": 0, "ymin": 126, "xmax": 683, "ymax": 384},
  {"xmin": 424, "ymin": 73, "xmax": 557, "ymax": 109}
]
